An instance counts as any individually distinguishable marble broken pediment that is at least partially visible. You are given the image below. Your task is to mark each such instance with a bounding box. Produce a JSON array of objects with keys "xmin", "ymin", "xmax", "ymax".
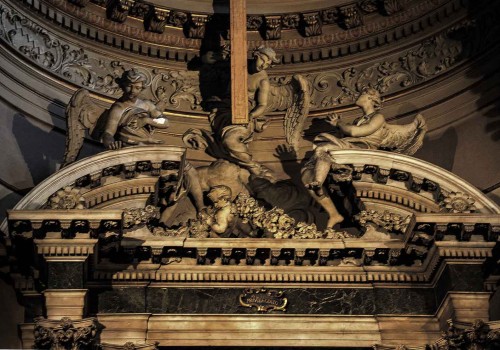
[{"xmin": 3, "ymin": 145, "xmax": 499, "ymax": 272}]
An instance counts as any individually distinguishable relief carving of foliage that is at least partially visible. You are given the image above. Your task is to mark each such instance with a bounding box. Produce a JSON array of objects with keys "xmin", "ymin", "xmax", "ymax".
[
  {"xmin": 151, "ymin": 69, "xmax": 202, "ymax": 110},
  {"xmin": 0, "ymin": 4, "xmax": 202, "ymax": 108},
  {"xmin": 0, "ymin": 5, "xmax": 123, "ymax": 95},
  {"xmin": 314, "ymin": 30, "xmax": 466, "ymax": 107}
]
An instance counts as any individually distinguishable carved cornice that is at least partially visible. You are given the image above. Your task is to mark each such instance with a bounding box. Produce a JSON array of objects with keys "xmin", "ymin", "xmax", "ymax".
[
  {"xmin": 7, "ymin": 207, "xmax": 498, "ymax": 284},
  {"xmin": 2, "ymin": 0, "xmax": 499, "ymax": 119},
  {"xmin": 3, "ymin": 0, "xmax": 476, "ymax": 66},
  {"xmin": 34, "ymin": 238, "xmax": 98, "ymax": 261}
]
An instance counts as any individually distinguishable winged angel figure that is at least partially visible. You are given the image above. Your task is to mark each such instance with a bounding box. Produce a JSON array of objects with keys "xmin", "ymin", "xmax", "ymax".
[
  {"xmin": 183, "ymin": 47, "xmax": 310, "ymax": 179},
  {"xmin": 62, "ymin": 69, "xmax": 169, "ymax": 166},
  {"xmin": 302, "ymin": 87, "xmax": 427, "ymax": 228}
]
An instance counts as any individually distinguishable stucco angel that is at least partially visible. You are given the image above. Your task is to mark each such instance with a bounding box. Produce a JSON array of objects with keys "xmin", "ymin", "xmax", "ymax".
[
  {"xmin": 62, "ymin": 69, "xmax": 169, "ymax": 166},
  {"xmin": 183, "ymin": 46, "xmax": 310, "ymax": 179},
  {"xmin": 302, "ymin": 87, "xmax": 427, "ymax": 228}
]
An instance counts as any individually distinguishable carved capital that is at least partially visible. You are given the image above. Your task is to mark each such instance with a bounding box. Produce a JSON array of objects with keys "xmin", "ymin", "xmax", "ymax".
[
  {"xmin": 89, "ymin": 171, "xmax": 102, "ymax": 188},
  {"xmin": 107, "ymin": 0, "xmax": 135, "ymax": 23},
  {"xmin": 265, "ymin": 16, "xmax": 282, "ymax": 40},
  {"xmin": 338, "ymin": 5, "xmax": 363, "ymax": 29},
  {"xmin": 301, "ymin": 12, "xmax": 322, "ymax": 37},
  {"xmin": 187, "ymin": 14, "xmax": 209, "ymax": 39},
  {"xmin": 197, "ymin": 248, "xmax": 207, "ymax": 264},
  {"xmin": 34, "ymin": 317, "xmax": 97, "ymax": 350},
  {"xmin": 145, "ymin": 8, "xmax": 169, "ymax": 34},
  {"xmin": 151, "ymin": 161, "xmax": 162, "ymax": 176},
  {"xmin": 123, "ymin": 162, "xmax": 137, "ymax": 179},
  {"xmin": 169, "ymin": 11, "xmax": 188, "ymax": 27}
]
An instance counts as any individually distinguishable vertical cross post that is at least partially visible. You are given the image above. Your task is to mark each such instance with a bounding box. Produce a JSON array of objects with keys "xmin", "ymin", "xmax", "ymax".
[{"xmin": 230, "ymin": 0, "xmax": 248, "ymax": 124}]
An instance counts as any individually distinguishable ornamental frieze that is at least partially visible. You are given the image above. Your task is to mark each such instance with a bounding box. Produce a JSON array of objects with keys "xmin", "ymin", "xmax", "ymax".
[
  {"xmin": 9, "ymin": 0, "xmax": 466, "ymax": 64},
  {"xmin": 2, "ymin": 1, "xmax": 498, "ymax": 115}
]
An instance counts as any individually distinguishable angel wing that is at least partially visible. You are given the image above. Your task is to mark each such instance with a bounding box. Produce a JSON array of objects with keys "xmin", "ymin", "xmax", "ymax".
[
  {"xmin": 382, "ymin": 113, "xmax": 427, "ymax": 155},
  {"xmin": 267, "ymin": 74, "xmax": 310, "ymax": 152},
  {"xmin": 62, "ymin": 88, "xmax": 107, "ymax": 167}
]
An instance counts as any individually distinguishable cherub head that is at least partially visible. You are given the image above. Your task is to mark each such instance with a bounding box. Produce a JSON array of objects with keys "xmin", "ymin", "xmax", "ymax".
[
  {"xmin": 252, "ymin": 46, "xmax": 280, "ymax": 72},
  {"xmin": 207, "ymin": 185, "xmax": 232, "ymax": 208},
  {"xmin": 356, "ymin": 87, "xmax": 382, "ymax": 110},
  {"xmin": 118, "ymin": 69, "xmax": 147, "ymax": 101}
]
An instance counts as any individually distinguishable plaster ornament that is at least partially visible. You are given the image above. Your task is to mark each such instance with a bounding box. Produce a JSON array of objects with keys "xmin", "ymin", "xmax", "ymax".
[
  {"xmin": 123, "ymin": 205, "xmax": 160, "ymax": 228},
  {"xmin": 48, "ymin": 187, "xmax": 86, "ymax": 209},
  {"xmin": 440, "ymin": 191, "xmax": 477, "ymax": 213},
  {"xmin": 356, "ymin": 210, "xmax": 411, "ymax": 233}
]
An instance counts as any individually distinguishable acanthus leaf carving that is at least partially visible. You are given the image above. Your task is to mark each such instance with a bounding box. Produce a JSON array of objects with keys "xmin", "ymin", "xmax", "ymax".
[
  {"xmin": 265, "ymin": 15, "xmax": 282, "ymax": 40},
  {"xmin": 337, "ymin": 5, "xmax": 363, "ymax": 29},
  {"xmin": 356, "ymin": 210, "xmax": 411, "ymax": 233},
  {"xmin": 301, "ymin": 12, "xmax": 322, "ymax": 37},
  {"xmin": 151, "ymin": 69, "xmax": 203, "ymax": 111},
  {"xmin": 247, "ymin": 15, "xmax": 264, "ymax": 31},
  {"xmin": 314, "ymin": 29, "xmax": 467, "ymax": 107},
  {"xmin": 186, "ymin": 14, "xmax": 209, "ymax": 39},
  {"xmin": 106, "ymin": 0, "xmax": 135, "ymax": 23},
  {"xmin": 169, "ymin": 11, "xmax": 188, "ymax": 27},
  {"xmin": 144, "ymin": 7, "xmax": 169, "ymax": 34},
  {"xmin": 33, "ymin": 317, "xmax": 98, "ymax": 350}
]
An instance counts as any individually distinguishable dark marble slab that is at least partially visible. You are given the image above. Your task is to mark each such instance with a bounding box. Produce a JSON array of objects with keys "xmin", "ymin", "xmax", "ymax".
[
  {"xmin": 374, "ymin": 288, "xmax": 436, "ymax": 315},
  {"xmin": 147, "ymin": 288, "xmax": 253, "ymax": 314},
  {"xmin": 47, "ymin": 262, "xmax": 83, "ymax": 289},
  {"xmin": 23, "ymin": 294, "xmax": 44, "ymax": 322},
  {"xmin": 96, "ymin": 287, "xmax": 146, "ymax": 313},
  {"xmin": 284, "ymin": 288, "xmax": 376, "ymax": 314},
  {"xmin": 435, "ymin": 264, "xmax": 485, "ymax": 305},
  {"xmin": 92, "ymin": 264, "xmax": 488, "ymax": 316},
  {"xmin": 447, "ymin": 264, "xmax": 485, "ymax": 292},
  {"xmin": 162, "ymin": 347, "xmax": 371, "ymax": 350},
  {"xmin": 146, "ymin": 287, "xmax": 438, "ymax": 315}
]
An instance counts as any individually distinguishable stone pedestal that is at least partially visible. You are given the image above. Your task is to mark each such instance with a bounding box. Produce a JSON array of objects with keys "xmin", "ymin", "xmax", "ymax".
[{"xmin": 44, "ymin": 289, "xmax": 88, "ymax": 319}]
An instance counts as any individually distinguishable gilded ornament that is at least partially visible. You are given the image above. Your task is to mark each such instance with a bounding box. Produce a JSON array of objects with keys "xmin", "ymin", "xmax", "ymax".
[{"xmin": 239, "ymin": 288, "xmax": 287, "ymax": 312}]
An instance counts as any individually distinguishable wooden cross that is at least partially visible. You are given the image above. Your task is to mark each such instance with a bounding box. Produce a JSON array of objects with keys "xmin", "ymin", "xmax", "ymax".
[{"xmin": 230, "ymin": 0, "xmax": 249, "ymax": 124}]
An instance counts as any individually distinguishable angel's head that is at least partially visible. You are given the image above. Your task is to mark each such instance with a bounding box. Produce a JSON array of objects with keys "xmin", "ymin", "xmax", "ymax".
[
  {"xmin": 252, "ymin": 47, "xmax": 280, "ymax": 72},
  {"xmin": 118, "ymin": 69, "xmax": 147, "ymax": 100},
  {"xmin": 356, "ymin": 87, "xmax": 382, "ymax": 110}
]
